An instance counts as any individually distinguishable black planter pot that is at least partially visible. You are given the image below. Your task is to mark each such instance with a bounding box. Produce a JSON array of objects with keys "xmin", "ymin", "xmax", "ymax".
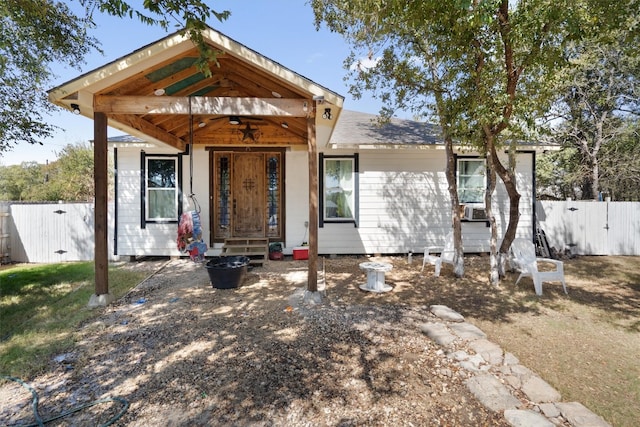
[{"xmin": 205, "ymin": 256, "xmax": 250, "ymax": 289}]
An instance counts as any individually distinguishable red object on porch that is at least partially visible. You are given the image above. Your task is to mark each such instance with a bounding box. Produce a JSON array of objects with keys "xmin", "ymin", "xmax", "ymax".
[{"xmin": 293, "ymin": 246, "xmax": 309, "ymax": 260}]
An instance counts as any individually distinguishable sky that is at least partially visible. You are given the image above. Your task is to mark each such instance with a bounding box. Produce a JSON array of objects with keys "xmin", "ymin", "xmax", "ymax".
[{"xmin": 0, "ymin": 1, "xmax": 393, "ymax": 166}]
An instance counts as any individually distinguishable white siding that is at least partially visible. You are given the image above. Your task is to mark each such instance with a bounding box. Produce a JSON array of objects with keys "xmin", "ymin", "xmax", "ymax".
[
  {"xmin": 116, "ymin": 145, "xmax": 310, "ymax": 256},
  {"xmin": 115, "ymin": 146, "xmax": 195, "ymax": 257},
  {"xmin": 317, "ymin": 148, "xmax": 535, "ymax": 255},
  {"xmin": 284, "ymin": 148, "xmax": 311, "ymax": 250},
  {"xmin": 113, "ymin": 144, "xmax": 535, "ymax": 257}
]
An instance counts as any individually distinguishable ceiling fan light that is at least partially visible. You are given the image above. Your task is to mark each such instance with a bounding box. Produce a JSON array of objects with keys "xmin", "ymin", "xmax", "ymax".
[{"xmin": 229, "ymin": 116, "xmax": 241, "ymax": 125}]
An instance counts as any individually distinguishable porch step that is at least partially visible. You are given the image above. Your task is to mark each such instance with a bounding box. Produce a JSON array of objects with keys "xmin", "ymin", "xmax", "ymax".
[{"xmin": 221, "ymin": 238, "xmax": 269, "ymax": 266}]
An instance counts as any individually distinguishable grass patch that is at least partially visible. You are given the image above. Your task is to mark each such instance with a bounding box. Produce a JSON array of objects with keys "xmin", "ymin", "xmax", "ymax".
[
  {"xmin": 327, "ymin": 254, "xmax": 640, "ymax": 427},
  {"xmin": 0, "ymin": 262, "xmax": 151, "ymax": 378},
  {"xmin": 466, "ymin": 256, "xmax": 640, "ymax": 427}
]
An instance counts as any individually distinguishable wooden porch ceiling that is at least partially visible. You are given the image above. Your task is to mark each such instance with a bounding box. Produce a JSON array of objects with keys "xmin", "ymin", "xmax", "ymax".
[{"xmin": 76, "ymin": 47, "xmax": 317, "ymax": 150}]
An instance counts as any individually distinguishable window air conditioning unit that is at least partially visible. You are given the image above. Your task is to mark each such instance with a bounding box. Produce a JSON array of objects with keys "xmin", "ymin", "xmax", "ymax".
[{"xmin": 463, "ymin": 204, "xmax": 487, "ymax": 221}]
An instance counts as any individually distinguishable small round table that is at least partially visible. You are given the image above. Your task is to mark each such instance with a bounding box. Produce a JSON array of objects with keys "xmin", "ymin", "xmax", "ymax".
[{"xmin": 359, "ymin": 262, "xmax": 393, "ymax": 293}]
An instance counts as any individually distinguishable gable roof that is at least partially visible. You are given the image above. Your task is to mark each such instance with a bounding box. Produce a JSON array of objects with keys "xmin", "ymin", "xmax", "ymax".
[
  {"xmin": 329, "ymin": 110, "xmax": 442, "ymax": 148},
  {"xmin": 330, "ymin": 110, "xmax": 559, "ymax": 151},
  {"xmin": 49, "ymin": 26, "xmax": 344, "ymax": 150}
]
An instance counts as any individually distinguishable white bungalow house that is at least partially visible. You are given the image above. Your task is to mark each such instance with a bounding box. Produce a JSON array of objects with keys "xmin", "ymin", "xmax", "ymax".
[{"xmin": 48, "ymin": 26, "xmax": 538, "ymax": 297}]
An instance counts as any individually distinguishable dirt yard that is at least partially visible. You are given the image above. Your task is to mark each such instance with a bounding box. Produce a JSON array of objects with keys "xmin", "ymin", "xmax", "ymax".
[{"xmin": 1, "ymin": 254, "xmax": 637, "ymax": 426}]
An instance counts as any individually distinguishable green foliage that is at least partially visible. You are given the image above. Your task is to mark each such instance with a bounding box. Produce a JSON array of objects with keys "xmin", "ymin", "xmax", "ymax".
[
  {"xmin": 539, "ymin": 119, "xmax": 640, "ymax": 201},
  {"xmin": 312, "ymin": 0, "xmax": 579, "ymax": 146},
  {"xmin": 0, "ymin": 143, "xmax": 105, "ymax": 201},
  {"xmin": 0, "ymin": 0, "xmax": 229, "ymax": 154},
  {"xmin": 0, "ymin": 261, "xmax": 150, "ymax": 377},
  {"xmin": 97, "ymin": 0, "xmax": 230, "ymax": 75},
  {"xmin": 0, "ymin": 0, "xmax": 100, "ymax": 152},
  {"xmin": 312, "ymin": 0, "xmax": 638, "ymax": 280},
  {"xmin": 541, "ymin": 26, "xmax": 640, "ymax": 200},
  {"xmin": 0, "ymin": 162, "xmax": 44, "ymax": 201},
  {"xmin": 51, "ymin": 142, "xmax": 97, "ymax": 201},
  {"xmin": 536, "ymin": 148, "xmax": 582, "ymax": 200},
  {"xmin": 599, "ymin": 121, "xmax": 640, "ymax": 200}
]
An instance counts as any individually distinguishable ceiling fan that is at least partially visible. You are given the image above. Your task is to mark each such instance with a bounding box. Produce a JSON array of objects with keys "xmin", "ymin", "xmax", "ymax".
[{"xmin": 206, "ymin": 115, "xmax": 264, "ymax": 126}]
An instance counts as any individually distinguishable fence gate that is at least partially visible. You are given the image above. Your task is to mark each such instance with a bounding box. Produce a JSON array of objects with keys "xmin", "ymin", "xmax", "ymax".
[
  {"xmin": 9, "ymin": 203, "xmax": 97, "ymax": 263},
  {"xmin": 0, "ymin": 202, "xmax": 10, "ymax": 264},
  {"xmin": 537, "ymin": 201, "xmax": 640, "ymax": 256}
]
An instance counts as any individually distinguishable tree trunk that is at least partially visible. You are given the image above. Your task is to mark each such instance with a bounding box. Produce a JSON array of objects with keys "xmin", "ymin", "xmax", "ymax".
[
  {"xmin": 430, "ymin": 63, "xmax": 464, "ymax": 277},
  {"xmin": 446, "ymin": 134, "xmax": 465, "ymax": 277},
  {"xmin": 491, "ymin": 142, "xmax": 521, "ymax": 277},
  {"xmin": 591, "ymin": 153, "xmax": 600, "ymax": 200},
  {"xmin": 484, "ymin": 135, "xmax": 500, "ymax": 286},
  {"xmin": 590, "ymin": 112, "xmax": 606, "ymax": 200}
]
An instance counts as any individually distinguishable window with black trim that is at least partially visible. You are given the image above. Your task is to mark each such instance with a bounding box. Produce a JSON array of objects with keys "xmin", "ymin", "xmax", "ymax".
[
  {"xmin": 457, "ymin": 158, "xmax": 486, "ymax": 204},
  {"xmin": 319, "ymin": 153, "xmax": 358, "ymax": 227},
  {"xmin": 143, "ymin": 155, "xmax": 180, "ymax": 223}
]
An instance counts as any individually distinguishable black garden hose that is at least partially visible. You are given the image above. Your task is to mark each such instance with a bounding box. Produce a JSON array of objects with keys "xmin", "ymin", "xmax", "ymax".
[{"xmin": 1, "ymin": 376, "xmax": 129, "ymax": 427}]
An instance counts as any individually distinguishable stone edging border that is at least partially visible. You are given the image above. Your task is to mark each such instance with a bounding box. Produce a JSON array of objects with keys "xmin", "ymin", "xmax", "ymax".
[{"xmin": 421, "ymin": 305, "xmax": 611, "ymax": 427}]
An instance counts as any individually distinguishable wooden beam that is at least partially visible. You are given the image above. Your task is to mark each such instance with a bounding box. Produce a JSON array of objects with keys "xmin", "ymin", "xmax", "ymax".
[
  {"xmin": 94, "ymin": 95, "xmax": 310, "ymax": 117},
  {"xmin": 225, "ymin": 62, "xmax": 303, "ymax": 99},
  {"xmin": 109, "ymin": 114, "xmax": 186, "ymax": 151},
  {"xmin": 307, "ymin": 116, "xmax": 318, "ymax": 292},
  {"xmin": 94, "ymin": 112, "xmax": 109, "ymax": 296}
]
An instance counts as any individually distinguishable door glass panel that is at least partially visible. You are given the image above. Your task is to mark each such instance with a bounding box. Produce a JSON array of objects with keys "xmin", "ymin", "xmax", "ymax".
[
  {"xmin": 214, "ymin": 153, "xmax": 231, "ymax": 238},
  {"xmin": 266, "ymin": 154, "xmax": 281, "ymax": 237}
]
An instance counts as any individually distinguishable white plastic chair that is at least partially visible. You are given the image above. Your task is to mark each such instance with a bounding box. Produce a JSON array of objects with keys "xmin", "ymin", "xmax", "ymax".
[
  {"xmin": 421, "ymin": 231, "xmax": 455, "ymax": 277},
  {"xmin": 510, "ymin": 238, "xmax": 567, "ymax": 296}
]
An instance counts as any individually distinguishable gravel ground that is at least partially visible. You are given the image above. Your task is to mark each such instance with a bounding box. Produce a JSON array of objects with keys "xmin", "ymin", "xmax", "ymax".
[{"xmin": 1, "ymin": 256, "xmax": 511, "ymax": 426}]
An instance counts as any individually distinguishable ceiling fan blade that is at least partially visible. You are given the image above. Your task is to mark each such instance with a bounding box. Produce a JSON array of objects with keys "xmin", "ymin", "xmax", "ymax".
[{"xmin": 200, "ymin": 116, "xmax": 265, "ymax": 126}]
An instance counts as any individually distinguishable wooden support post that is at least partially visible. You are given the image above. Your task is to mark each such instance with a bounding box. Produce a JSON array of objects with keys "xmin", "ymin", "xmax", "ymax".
[
  {"xmin": 307, "ymin": 117, "xmax": 318, "ymax": 292},
  {"xmin": 94, "ymin": 112, "xmax": 109, "ymax": 296}
]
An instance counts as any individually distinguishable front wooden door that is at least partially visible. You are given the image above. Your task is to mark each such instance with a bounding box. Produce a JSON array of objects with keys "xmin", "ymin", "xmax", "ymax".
[
  {"xmin": 232, "ymin": 153, "xmax": 265, "ymax": 237},
  {"xmin": 211, "ymin": 150, "xmax": 284, "ymax": 242}
]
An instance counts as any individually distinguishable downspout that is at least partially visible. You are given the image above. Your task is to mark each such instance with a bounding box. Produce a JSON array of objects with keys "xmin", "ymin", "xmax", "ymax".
[{"xmin": 113, "ymin": 147, "xmax": 118, "ymax": 256}]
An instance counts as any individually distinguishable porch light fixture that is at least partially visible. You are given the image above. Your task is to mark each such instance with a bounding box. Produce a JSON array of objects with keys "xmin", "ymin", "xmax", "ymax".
[
  {"xmin": 198, "ymin": 120, "xmax": 206, "ymax": 128},
  {"xmin": 154, "ymin": 88, "xmax": 165, "ymax": 96},
  {"xmin": 281, "ymin": 122, "xmax": 289, "ymax": 129},
  {"xmin": 229, "ymin": 116, "xmax": 241, "ymax": 125},
  {"xmin": 71, "ymin": 103, "xmax": 80, "ymax": 115},
  {"xmin": 322, "ymin": 108, "xmax": 332, "ymax": 120},
  {"xmin": 271, "ymin": 91, "xmax": 282, "ymax": 98}
]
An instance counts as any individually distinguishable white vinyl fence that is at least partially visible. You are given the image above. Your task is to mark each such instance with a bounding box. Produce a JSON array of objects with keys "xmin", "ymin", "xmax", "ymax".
[
  {"xmin": 0, "ymin": 202, "xmax": 10, "ymax": 264},
  {"xmin": 5, "ymin": 202, "xmax": 115, "ymax": 264},
  {"xmin": 537, "ymin": 201, "xmax": 640, "ymax": 256},
  {"xmin": 1, "ymin": 201, "xmax": 638, "ymax": 264}
]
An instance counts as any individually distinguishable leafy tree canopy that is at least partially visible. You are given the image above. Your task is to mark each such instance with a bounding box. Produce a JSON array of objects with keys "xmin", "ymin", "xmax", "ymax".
[
  {"xmin": 0, "ymin": 0, "xmax": 229, "ymax": 154},
  {"xmin": 0, "ymin": 142, "xmax": 103, "ymax": 201},
  {"xmin": 312, "ymin": 0, "xmax": 637, "ymax": 142},
  {"xmin": 311, "ymin": 0, "xmax": 638, "ymax": 281},
  {"xmin": 539, "ymin": 28, "xmax": 640, "ymax": 200}
]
